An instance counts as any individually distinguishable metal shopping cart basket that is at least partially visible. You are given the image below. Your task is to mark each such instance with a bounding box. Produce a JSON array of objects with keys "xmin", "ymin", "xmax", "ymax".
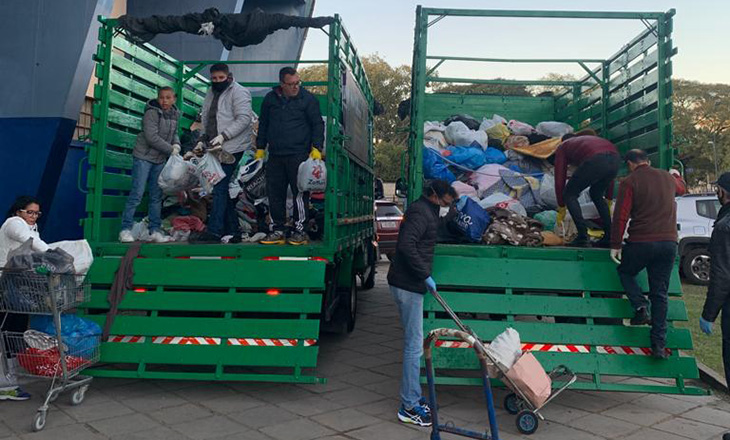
[
  {"xmin": 0, "ymin": 269, "xmax": 97, "ymax": 431},
  {"xmin": 424, "ymin": 288, "xmax": 577, "ymax": 438}
]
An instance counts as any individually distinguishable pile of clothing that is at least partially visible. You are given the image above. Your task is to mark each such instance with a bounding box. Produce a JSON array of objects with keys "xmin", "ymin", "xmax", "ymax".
[{"xmin": 425, "ymin": 114, "xmax": 598, "ymax": 246}]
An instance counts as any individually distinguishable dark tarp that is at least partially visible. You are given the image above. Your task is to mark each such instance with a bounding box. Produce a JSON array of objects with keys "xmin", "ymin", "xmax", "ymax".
[{"xmin": 117, "ymin": 7, "xmax": 334, "ymax": 50}]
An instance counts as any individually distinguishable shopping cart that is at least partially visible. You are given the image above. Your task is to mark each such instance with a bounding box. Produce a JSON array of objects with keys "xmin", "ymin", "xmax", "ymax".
[
  {"xmin": 424, "ymin": 288, "xmax": 577, "ymax": 438},
  {"xmin": 0, "ymin": 269, "xmax": 98, "ymax": 431}
]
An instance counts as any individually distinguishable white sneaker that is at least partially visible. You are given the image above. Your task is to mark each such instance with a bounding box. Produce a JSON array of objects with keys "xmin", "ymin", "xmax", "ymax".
[
  {"xmin": 149, "ymin": 231, "xmax": 170, "ymax": 243},
  {"xmin": 119, "ymin": 230, "xmax": 134, "ymax": 243}
]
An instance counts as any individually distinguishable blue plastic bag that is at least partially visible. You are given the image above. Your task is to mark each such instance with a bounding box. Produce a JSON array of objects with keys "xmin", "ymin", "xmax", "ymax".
[
  {"xmin": 29, "ymin": 315, "xmax": 101, "ymax": 357},
  {"xmin": 444, "ymin": 144, "xmax": 487, "ymax": 170},
  {"xmin": 484, "ymin": 147, "xmax": 507, "ymax": 165},
  {"xmin": 423, "ymin": 148, "xmax": 456, "ymax": 183},
  {"xmin": 453, "ymin": 196, "xmax": 492, "ymax": 242}
]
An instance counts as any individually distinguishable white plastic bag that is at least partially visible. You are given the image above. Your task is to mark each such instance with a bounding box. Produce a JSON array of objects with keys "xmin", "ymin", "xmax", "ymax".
[
  {"xmin": 536, "ymin": 121, "xmax": 574, "ymax": 138},
  {"xmin": 191, "ymin": 153, "xmax": 225, "ymax": 196},
  {"xmin": 539, "ymin": 173, "xmax": 558, "ymax": 209},
  {"xmin": 479, "ymin": 118, "xmax": 497, "ymax": 132},
  {"xmin": 492, "ymin": 114, "xmax": 508, "ymax": 125},
  {"xmin": 49, "ymin": 240, "xmax": 93, "ymax": 275},
  {"xmin": 424, "ymin": 121, "xmax": 447, "ymax": 132},
  {"xmin": 158, "ymin": 155, "xmax": 198, "ymax": 194},
  {"xmin": 486, "ymin": 328, "xmax": 522, "ymax": 371},
  {"xmin": 479, "ymin": 193, "xmax": 527, "ymax": 217},
  {"xmin": 508, "ymin": 120, "xmax": 535, "ymax": 136},
  {"xmin": 445, "ymin": 121, "xmax": 488, "ymax": 149},
  {"xmin": 424, "ymin": 130, "xmax": 447, "ymax": 149},
  {"xmin": 297, "ymin": 158, "xmax": 327, "ymax": 192}
]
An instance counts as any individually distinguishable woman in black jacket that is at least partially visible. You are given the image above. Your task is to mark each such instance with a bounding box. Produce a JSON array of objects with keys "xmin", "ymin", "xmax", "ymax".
[{"xmin": 387, "ymin": 180, "xmax": 456, "ymax": 427}]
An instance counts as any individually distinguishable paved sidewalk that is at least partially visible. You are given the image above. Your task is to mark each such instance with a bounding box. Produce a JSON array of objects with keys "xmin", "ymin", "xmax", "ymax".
[{"xmin": 2, "ymin": 261, "xmax": 729, "ymax": 439}]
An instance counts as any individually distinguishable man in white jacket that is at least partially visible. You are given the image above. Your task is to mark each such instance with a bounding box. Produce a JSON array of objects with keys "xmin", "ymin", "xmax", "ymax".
[{"xmin": 194, "ymin": 63, "xmax": 254, "ymax": 243}]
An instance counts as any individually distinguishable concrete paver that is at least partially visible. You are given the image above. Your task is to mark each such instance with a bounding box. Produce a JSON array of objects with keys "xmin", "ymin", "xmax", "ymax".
[{"xmin": 2, "ymin": 261, "xmax": 728, "ymax": 440}]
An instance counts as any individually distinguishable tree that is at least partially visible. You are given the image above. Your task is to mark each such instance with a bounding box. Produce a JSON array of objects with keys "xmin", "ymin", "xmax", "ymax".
[
  {"xmin": 528, "ymin": 73, "xmax": 577, "ymax": 96},
  {"xmin": 431, "ymin": 80, "xmax": 531, "ymax": 97},
  {"xmin": 672, "ymin": 79, "xmax": 730, "ymax": 186},
  {"xmin": 374, "ymin": 142, "xmax": 406, "ymax": 182}
]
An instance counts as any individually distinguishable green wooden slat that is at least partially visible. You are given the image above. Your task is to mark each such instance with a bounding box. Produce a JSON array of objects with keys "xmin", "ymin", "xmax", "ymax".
[
  {"xmin": 607, "ymin": 50, "xmax": 660, "ymax": 95},
  {"xmin": 607, "ymin": 71, "xmax": 659, "ymax": 109},
  {"xmin": 86, "ymin": 194, "xmax": 130, "ymax": 212},
  {"xmin": 108, "ymin": 89, "xmax": 147, "ymax": 115},
  {"xmin": 86, "ymin": 258, "xmax": 327, "ymax": 290},
  {"xmin": 182, "ymin": 89, "xmax": 205, "ymax": 107},
  {"xmin": 111, "ymin": 52, "xmax": 176, "ymax": 90},
  {"xmin": 110, "ymin": 70, "xmax": 157, "ymax": 99},
  {"xmin": 84, "ymin": 290, "xmax": 323, "ymax": 313},
  {"xmin": 86, "ymin": 170, "xmax": 131, "ymax": 191},
  {"xmin": 88, "ymin": 242, "xmax": 337, "ymax": 260},
  {"xmin": 429, "ymin": 349, "xmax": 699, "ymax": 379},
  {"xmin": 607, "ymin": 31, "xmax": 659, "ymax": 76},
  {"xmin": 96, "ymin": 343, "xmax": 318, "ymax": 367},
  {"xmin": 85, "ymin": 369, "xmax": 321, "ymax": 383},
  {"xmin": 424, "ymin": 319, "xmax": 693, "ymax": 349},
  {"xmin": 113, "ymin": 38, "xmax": 180, "ymax": 77},
  {"xmin": 423, "ymin": 94, "xmax": 555, "ymax": 127},
  {"xmin": 104, "ymin": 127, "xmax": 137, "ymax": 150},
  {"xmin": 80, "ymin": 314, "xmax": 320, "ymax": 338},
  {"xmin": 424, "ymin": 292, "xmax": 687, "ymax": 320},
  {"xmin": 615, "ymin": 128, "xmax": 659, "ymax": 152},
  {"xmin": 432, "ymin": 253, "xmax": 682, "ymax": 295},
  {"xmin": 103, "ymin": 149, "xmax": 133, "ymax": 169},
  {"xmin": 107, "ymin": 108, "xmax": 142, "ymax": 131},
  {"xmin": 607, "ymin": 109, "xmax": 658, "ymax": 142},
  {"xmin": 607, "ymin": 89, "xmax": 659, "ymax": 127}
]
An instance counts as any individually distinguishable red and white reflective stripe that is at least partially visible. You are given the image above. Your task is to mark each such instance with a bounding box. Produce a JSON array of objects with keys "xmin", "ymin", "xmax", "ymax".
[
  {"xmin": 597, "ymin": 346, "xmax": 671, "ymax": 356},
  {"xmin": 175, "ymin": 256, "xmax": 235, "ymax": 260},
  {"xmin": 152, "ymin": 336, "xmax": 222, "ymax": 345},
  {"xmin": 521, "ymin": 343, "xmax": 590, "ymax": 353},
  {"xmin": 227, "ymin": 338, "xmax": 317, "ymax": 347},
  {"xmin": 108, "ymin": 335, "xmax": 146, "ymax": 343}
]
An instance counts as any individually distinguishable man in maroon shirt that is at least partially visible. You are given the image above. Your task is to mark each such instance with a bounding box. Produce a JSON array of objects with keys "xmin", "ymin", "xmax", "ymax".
[
  {"xmin": 610, "ymin": 149, "xmax": 679, "ymax": 359},
  {"xmin": 554, "ymin": 133, "xmax": 620, "ymax": 247}
]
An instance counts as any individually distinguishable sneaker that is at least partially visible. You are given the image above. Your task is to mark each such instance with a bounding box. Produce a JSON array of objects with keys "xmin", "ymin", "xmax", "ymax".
[
  {"xmin": 260, "ymin": 231, "xmax": 286, "ymax": 245},
  {"xmin": 652, "ymin": 344, "xmax": 669, "ymax": 360},
  {"xmin": 149, "ymin": 231, "xmax": 170, "ymax": 243},
  {"xmin": 630, "ymin": 307, "xmax": 651, "ymax": 326},
  {"xmin": 397, "ymin": 404, "xmax": 432, "ymax": 427},
  {"xmin": 249, "ymin": 232, "xmax": 267, "ymax": 243},
  {"xmin": 419, "ymin": 397, "xmax": 432, "ymax": 413},
  {"xmin": 189, "ymin": 231, "xmax": 221, "ymax": 244},
  {"xmin": 0, "ymin": 386, "xmax": 31, "ymax": 401},
  {"xmin": 119, "ymin": 230, "xmax": 134, "ymax": 243},
  {"xmin": 288, "ymin": 231, "xmax": 309, "ymax": 246}
]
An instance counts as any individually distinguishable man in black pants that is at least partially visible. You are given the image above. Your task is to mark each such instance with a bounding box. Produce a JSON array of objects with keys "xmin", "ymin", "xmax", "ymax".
[
  {"xmin": 700, "ymin": 172, "xmax": 730, "ymax": 398},
  {"xmin": 256, "ymin": 67, "xmax": 324, "ymax": 245},
  {"xmin": 554, "ymin": 131, "xmax": 620, "ymax": 247},
  {"xmin": 610, "ymin": 150, "xmax": 679, "ymax": 359}
]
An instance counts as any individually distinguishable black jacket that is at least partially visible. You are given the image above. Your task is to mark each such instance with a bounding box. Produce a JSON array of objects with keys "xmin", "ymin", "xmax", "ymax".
[
  {"xmin": 387, "ymin": 196, "xmax": 439, "ymax": 294},
  {"xmin": 702, "ymin": 203, "xmax": 730, "ymax": 322},
  {"xmin": 256, "ymin": 86, "xmax": 324, "ymax": 156}
]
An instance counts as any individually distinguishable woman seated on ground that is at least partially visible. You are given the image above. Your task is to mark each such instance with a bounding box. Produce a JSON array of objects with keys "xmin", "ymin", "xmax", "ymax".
[{"xmin": 0, "ymin": 195, "xmax": 48, "ymax": 401}]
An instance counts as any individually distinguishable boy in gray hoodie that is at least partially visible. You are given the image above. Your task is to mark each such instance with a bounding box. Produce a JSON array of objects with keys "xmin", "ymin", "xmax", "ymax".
[{"xmin": 119, "ymin": 87, "xmax": 180, "ymax": 243}]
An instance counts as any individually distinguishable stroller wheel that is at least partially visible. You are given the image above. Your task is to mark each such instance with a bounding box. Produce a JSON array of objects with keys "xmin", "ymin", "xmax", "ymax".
[
  {"xmin": 504, "ymin": 393, "xmax": 520, "ymax": 415},
  {"xmin": 516, "ymin": 410, "xmax": 539, "ymax": 435}
]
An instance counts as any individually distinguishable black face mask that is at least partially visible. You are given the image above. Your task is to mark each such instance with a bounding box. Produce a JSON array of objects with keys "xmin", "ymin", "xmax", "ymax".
[{"xmin": 211, "ymin": 80, "xmax": 229, "ymax": 93}]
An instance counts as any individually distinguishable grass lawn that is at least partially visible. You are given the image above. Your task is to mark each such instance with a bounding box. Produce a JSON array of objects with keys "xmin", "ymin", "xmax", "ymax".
[{"xmin": 678, "ymin": 283, "xmax": 725, "ymax": 377}]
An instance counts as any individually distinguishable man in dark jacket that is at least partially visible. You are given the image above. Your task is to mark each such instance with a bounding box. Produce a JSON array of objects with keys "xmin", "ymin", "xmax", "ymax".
[
  {"xmin": 610, "ymin": 150, "xmax": 678, "ymax": 359},
  {"xmin": 256, "ymin": 67, "xmax": 325, "ymax": 246},
  {"xmin": 387, "ymin": 180, "xmax": 456, "ymax": 428},
  {"xmin": 700, "ymin": 172, "xmax": 730, "ymax": 390},
  {"xmin": 554, "ymin": 131, "xmax": 620, "ymax": 247}
]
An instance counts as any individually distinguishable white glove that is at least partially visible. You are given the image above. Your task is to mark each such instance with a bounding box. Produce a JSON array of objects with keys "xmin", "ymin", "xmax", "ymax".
[
  {"xmin": 610, "ymin": 248, "xmax": 622, "ymax": 265},
  {"xmin": 171, "ymin": 144, "xmax": 181, "ymax": 156},
  {"xmin": 210, "ymin": 134, "xmax": 225, "ymax": 147}
]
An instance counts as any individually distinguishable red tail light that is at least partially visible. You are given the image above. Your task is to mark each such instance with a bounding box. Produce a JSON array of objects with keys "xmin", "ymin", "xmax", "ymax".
[
  {"xmin": 133, "ymin": 288, "xmax": 147, "ymax": 293},
  {"xmin": 266, "ymin": 289, "xmax": 281, "ymax": 296}
]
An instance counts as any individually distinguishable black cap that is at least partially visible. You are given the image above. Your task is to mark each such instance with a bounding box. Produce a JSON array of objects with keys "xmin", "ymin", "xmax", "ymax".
[{"xmin": 715, "ymin": 172, "xmax": 730, "ymax": 192}]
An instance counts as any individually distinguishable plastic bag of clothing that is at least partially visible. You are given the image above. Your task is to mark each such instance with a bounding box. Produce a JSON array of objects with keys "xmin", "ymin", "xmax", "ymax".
[
  {"xmin": 424, "ymin": 121, "xmax": 447, "ymax": 132},
  {"xmin": 470, "ymin": 164, "xmax": 507, "ymax": 198},
  {"xmin": 29, "ymin": 315, "xmax": 101, "ymax": 357},
  {"xmin": 17, "ymin": 347, "xmax": 90, "ymax": 377},
  {"xmin": 485, "ymin": 123, "xmax": 511, "ymax": 144},
  {"xmin": 191, "ymin": 153, "xmax": 225, "ymax": 196},
  {"xmin": 5, "ymin": 239, "xmax": 74, "ymax": 274},
  {"xmin": 492, "ymin": 114, "xmax": 508, "ymax": 125},
  {"xmin": 228, "ymin": 150, "xmax": 255, "ymax": 198},
  {"xmin": 158, "ymin": 154, "xmax": 198, "ymax": 194},
  {"xmin": 484, "ymin": 207, "xmax": 544, "ymax": 247},
  {"xmin": 444, "ymin": 122, "xmax": 488, "ymax": 148},
  {"xmin": 479, "ymin": 193, "xmax": 527, "ymax": 217},
  {"xmin": 298, "ymin": 158, "xmax": 327, "ymax": 192},
  {"xmin": 505, "ymin": 135, "xmax": 530, "ymax": 149},
  {"xmin": 508, "ymin": 120, "xmax": 535, "ymax": 136},
  {"xmin": 454, "ymin": 196, "xmax": 491, "ymax": 242},
  {"xmin": 536, "ymin": 121, "xmax": 573, "ymax": 138},
  {"xmin": 423, "ymin": 148, "xmax": 456, "ymax": 183},
  {"xmin": 534, "ymin": 210, "xmax": 557, "ymax": 231},
  {"xmin": 239, "ymin": 158, "xmax": 267, "ymax": 200},
  {"xmin": 424, "ymin": 130, "xmax": 447, "ymax": 150},
  {"xmin": 451, "ymin": 181, "xmax": 477, "ymax": 198},
  {"xmin": 486, "ymin": 328, "xmax": 521, "ymax": 371},
  {"xmin": 442, "ymin": 145, "xmax": 487, "ymax": 170},
  {"xmin": 444, "ymin": 114, "xmax": 480, "ymax": 130},
  {"xmin": 479, "ymin": 118, "xmax": 497, "ymax": 132},
  {"xmin": 484, "ymin": 147, "xmax": 507, "ymax": 165},
  {"xmin": 49, "ymin": 240, "xmax": 93, "ymax": 275},
  {"xmin": 539, "ymin": 174, "xmax": 558, "ymax": 209}
]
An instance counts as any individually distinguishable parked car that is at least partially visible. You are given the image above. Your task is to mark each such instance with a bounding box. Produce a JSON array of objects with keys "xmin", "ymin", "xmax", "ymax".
[
  {"xmin": 375, "ymin": 200, "xmax": 403, "ymax": 261},
  {"xmin": 677, "ymin": 194, "xmax": 721, "ymax": 285}
]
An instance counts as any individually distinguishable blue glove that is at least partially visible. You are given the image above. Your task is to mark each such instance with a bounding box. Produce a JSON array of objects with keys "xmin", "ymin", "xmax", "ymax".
[
  {"xmin": 425, "ymin": 276, "xmax": 437, "ymax": 293},
  {"xmin": 456, "ymin": 195, "xmax": 468, "ymax": 211},
  {"xmin": 699, "ymin": 317, "xmax": 713, "ymax": 335}
]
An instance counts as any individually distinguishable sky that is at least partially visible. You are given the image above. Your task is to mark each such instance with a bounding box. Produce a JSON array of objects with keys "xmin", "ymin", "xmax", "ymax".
[{"xmin": 300, "ymin": 0, "xmax": 730, "ymax": 85}]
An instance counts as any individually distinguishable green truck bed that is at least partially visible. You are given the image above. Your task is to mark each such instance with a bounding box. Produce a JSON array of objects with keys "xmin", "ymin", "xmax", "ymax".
[{"xmin": 407, "ymin": 7, "xmax": 703, "ymax": 395}]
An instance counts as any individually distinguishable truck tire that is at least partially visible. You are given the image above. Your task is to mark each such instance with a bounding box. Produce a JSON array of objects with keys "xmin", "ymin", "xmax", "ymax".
[
  {"xmin": 361, "ymin": 263, "xmax": 376, "ymax": 290},
  {"xmin": 682, "ymin": 247, "xmax": 711, "ymax": 285},
  {"xmin": 341, "ymin": 272, "xmax": 358, "ymax": 333}
]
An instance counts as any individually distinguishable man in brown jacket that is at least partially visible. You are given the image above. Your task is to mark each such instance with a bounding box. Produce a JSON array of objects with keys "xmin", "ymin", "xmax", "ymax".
[{"xmin": 610, "ymin": 149, "xmax": 678, "ymax": 359}]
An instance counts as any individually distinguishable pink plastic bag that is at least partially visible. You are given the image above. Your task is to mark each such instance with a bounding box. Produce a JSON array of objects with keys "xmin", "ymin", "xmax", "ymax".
[
  {"xmin": 507, "ymin": 120, "xmax": 535, "ymax": 136},
  {"xmin": 451, "ymin": 181, "xmax": 478, "ymax": 198},
  {"xmin": 505, "ymin": 352, "xmax": 552, "ymax": 408}
]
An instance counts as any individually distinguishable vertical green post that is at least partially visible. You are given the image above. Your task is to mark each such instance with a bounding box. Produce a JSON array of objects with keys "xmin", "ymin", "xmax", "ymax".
[
  {"xmin": 656, "ymin": 14, "xmax": 669, "ymax": 170},
  {"xmin": 408, "ymin": 6, "xmax": 429, "ymax": 203},
  {"xmin": 90, "ymin": 19, "xmax": 115, "ymax": 242},
  {"xmin": 600, "ymin": 62, "xmax": 609, "ymax": 138},
  {"xmin": 175, "ymin": 62, "xmax": 185, "ymax": 139},
  {"xmin": 323, "ymin": 16, "xmax": 340, "ymax": 246}
]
